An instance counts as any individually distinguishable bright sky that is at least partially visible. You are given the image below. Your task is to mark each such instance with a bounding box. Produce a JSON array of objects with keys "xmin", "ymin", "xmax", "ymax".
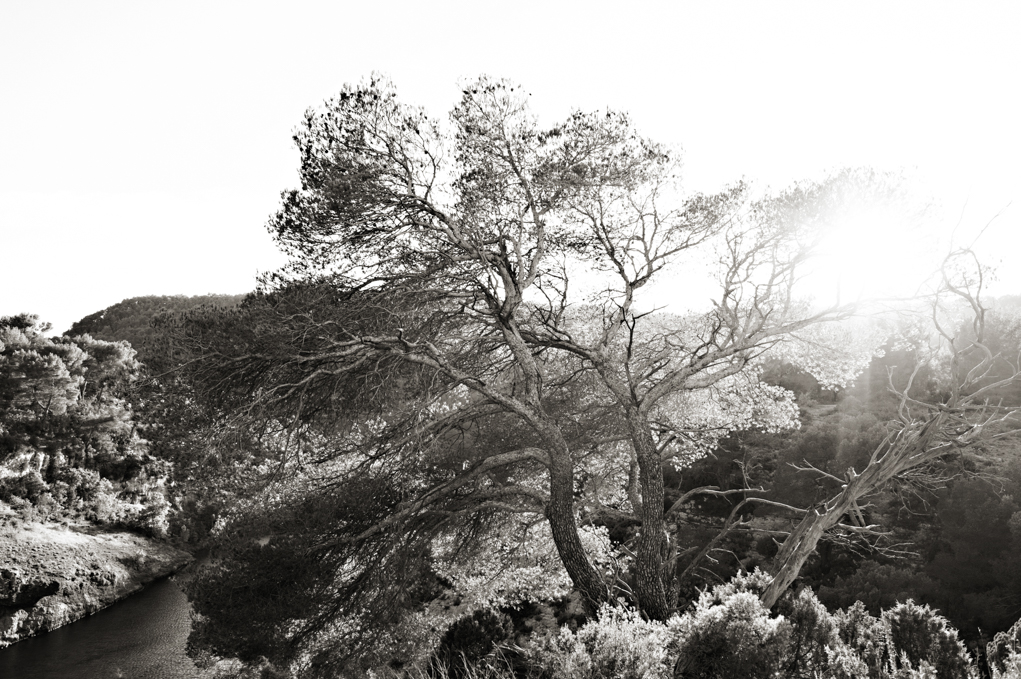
[{"xmin": 1, "ymin": 1, "xmax": 1019, "ymax": 334}]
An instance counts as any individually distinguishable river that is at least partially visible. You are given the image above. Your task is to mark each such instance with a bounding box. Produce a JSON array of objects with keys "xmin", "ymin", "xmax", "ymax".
[{"xmin": 0, "ymin": 577, "xmax": 205, "ymax": 679}]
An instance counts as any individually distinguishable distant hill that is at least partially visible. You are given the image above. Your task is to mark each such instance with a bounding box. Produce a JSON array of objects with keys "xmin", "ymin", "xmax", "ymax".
[
  {"xmin": 992, "ymin": 294, "xmax": 1021, "ymax": 314},
  {"xmin": 66, "ymin": 294, "xmax": 247, "ymax": 354}
]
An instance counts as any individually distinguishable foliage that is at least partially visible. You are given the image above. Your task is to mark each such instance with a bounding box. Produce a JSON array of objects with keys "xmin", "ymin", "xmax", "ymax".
[
  {"xmin": 881, "ymin": 600, "xmax": 976, "ymax": 679},
  {"xmin": 155, "ymin": 78, "xmax": 901, "ymax": 673},
  {"xmin": 187, "ymin": 537, "xmax": 332, "ymax": 667},
  {"xmin": 989, "ymin": 618, "xmax": 1021, "ymax": 678},
  {"xmin": 1, "ymin": 313, "xmax": 138, "ymax": 459},
  {"xmin": 425, "ymin": 585, "xmax": 990, "ymax": 679},
  {"xmin": 774, "ymin": 587, "xmax": 844, "ymax": 678},
  {"xmin": 672, "ymin": 587, "xmax": 789, "ymax": 679},
  {"xmin": 524, "ymin": 603, "xmax": 679, "ymax": 679},
  {"xmin": 67, "ymin": 294, "xmax": 245, "ymax": 355},
  {"xmin": 430, "ymin": 609, "xmax": 514, "ymax": 678},
  {"xmin": 920, "ymin": 476, "xmax": 1021, "ymax": 637},
  {"xmin": 819, "ymin": 562, "xmax": 941, "ymax": 615},
  {"xmin": 0, "ymin": 313, "xmax": 170, "ymax": 533},
  {"xmin": 641, "ymin": 570, "xmax": 776, "ymax": 677},
  {"xmin": 834, "ymin": 601, "xmax": 888, "ymax": 678},
  {"xmin": 183, "ymin": 461, "xmax": 458, "ymax": 676}
]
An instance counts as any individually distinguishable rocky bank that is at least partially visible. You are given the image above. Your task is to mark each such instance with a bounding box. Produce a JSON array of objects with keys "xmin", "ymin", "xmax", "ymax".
[{"xmin": 0, "ymin": 521, "xmax": 193, "ymax": 648}]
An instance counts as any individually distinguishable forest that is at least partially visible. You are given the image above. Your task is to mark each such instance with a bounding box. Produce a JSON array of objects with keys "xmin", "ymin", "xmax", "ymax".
[{"xmin": 3, "ymin": 78, "xmax": 1021, "ymax": 678}]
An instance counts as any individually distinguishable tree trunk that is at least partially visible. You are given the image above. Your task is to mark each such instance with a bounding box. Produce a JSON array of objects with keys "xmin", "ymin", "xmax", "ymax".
[
  {"xmin": 545, "ymin": 449, "xmax": 610, "ymax": 612},
  {"xmin": 760, "ymin": 418, "xmax": 941, "ymax": 608},
  {"xmin": 760, "ymin": 508, "xmax": 832, "ymax": 608},
  {"xmin": 626, "ymin": 408, "xmax": 672, "ymax": 620}
]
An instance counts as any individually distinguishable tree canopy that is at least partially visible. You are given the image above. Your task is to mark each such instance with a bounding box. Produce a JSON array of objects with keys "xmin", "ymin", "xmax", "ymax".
[
  {"xmin": 0, "ymin": 313, "xmax": 143, "ymax": 465},
  {"xmin": 154, "ymin": 76, "xmax": 961, "ymax": 671}
]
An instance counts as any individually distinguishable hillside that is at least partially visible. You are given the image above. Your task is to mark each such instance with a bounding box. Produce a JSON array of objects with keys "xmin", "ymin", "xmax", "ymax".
[{"xmin": 65, "ymin": 294, "xmax": 247, "ymax": 352}]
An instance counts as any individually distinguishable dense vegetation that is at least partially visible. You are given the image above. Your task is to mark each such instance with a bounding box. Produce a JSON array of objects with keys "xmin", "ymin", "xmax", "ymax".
[
  {"xmin": 0, "ymin": 313, "xmax": 170, "ymax": 535},
  {"xmin": 4, "ymin": 77, "xmax": 1021, "ymax": 678},
  {"xmin": 66, "ymin": 294, "xmax": 245, "ymax": 349},
  {"xmin": 0, "ymin": 291, "xmax": 244, "ymax": 535}
]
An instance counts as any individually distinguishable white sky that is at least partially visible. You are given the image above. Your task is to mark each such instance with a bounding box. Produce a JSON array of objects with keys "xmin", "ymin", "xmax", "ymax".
[{"xmin": 1, "ymin": 1, "xmax": 1019, "ymax": 334}]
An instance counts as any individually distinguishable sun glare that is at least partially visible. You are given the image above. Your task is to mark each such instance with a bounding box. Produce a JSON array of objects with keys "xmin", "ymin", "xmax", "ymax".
[{"xmin": 805, "ymin": 211, "xmax": 941, "ymax": 304}]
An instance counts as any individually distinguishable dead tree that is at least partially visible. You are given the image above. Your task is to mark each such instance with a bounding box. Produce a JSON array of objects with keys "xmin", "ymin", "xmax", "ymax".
[{"xmin": 761, "ymin": 246, "xmax": 1021, "ymax": 608}]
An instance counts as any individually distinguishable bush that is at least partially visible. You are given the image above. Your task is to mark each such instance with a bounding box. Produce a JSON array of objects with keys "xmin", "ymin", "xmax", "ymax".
[
  {"xmin": 431, "ymin": 609, "xmax": 514, "ymax": 678},
  {"xmin": 673, "ymin": 587, "xmax": 790, "ymax": 678},
  {"xmin": 774, "ymin": 587, "xmax": 843, "ymax": 678},
  {"xmin": 835, "ymin": 601, "xmax": 888, "ymax": 678},
  {"xmin": 85, "ymin": 478, "xmax": 121, "ymax": 523},
  {"xmin": 55, "ymin": 466, "xmax": 104, "ymax": 506},
  {"xmin": 881, "ymin": 600, "xmax": 975, "ymax": 679},
  {"xmin": 989, "ymin": 618, "xmax": 1021, "ymax": 677},
  {"xmin": 0, "ymin": 470, "xmax": 47, "ymax": 503},
  {"xmin": 525, "ymin": 604, "xmax": 677, "ymax": 679},
  {"xmin": 136, "ymin": 490, "xmax": 172, "ymax": 538},
  {"xmin": 990, "ymin": 651, "xmax": 1021, "ymax": 679},
  {"xmin": 387, "ymin": 575, "xmax": 995, "ymax": 679}
]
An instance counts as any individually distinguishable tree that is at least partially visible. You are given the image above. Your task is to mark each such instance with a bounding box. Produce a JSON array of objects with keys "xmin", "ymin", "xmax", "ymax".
[
  {"xmin": 0, "ymin": 314, "xmax": 174, "ymax": 531},
  {"xmin": 0, "ymin": 314, "xmax": 143, "ymax": 466},
  {"xmin": 160, "ymin": 76, "xmax": 903, "ymax": 666},
  {"xmin": 760, "ymin": 246, "xmax": 1021, "ymax": 608}
]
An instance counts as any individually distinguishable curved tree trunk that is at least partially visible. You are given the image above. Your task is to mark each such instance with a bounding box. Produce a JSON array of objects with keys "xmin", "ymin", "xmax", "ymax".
[
  {"xmin": 760, "ymin": 508, "xmax": 833, "ymax": 609},
  {"xmin": 625, "ymin": 409, "xmax": 672, "ymax": 620},
  {"xmin": 546, "ymin": 449, "xmax": 610, "ymax": 612}
]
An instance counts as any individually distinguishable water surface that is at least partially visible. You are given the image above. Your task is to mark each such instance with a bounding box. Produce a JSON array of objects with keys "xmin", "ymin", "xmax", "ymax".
[{"xmin": 0, "ymin": 577, "xmax": 204, "ymax": 679}]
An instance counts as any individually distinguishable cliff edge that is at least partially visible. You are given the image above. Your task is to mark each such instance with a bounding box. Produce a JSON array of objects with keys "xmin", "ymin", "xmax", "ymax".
[{"xmin": 0, "ymin": 521, "xmax": 193, "ymax": 648}]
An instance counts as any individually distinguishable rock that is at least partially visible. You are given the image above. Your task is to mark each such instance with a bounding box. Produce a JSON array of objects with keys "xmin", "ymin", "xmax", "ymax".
[
  {"xmin": 0, "ymin": 522, "xmax": 193, "ymax": 648},
  {"xmin": 26, "ymin": 596, "xmax": 76, "ymax": 634},
  {"xmin": 0, "ymin": 609, "xmax": 28, "ymax": 643},
  {"xmin": 0, "ymin": 569, "xmax": 60, "ymax": 608}
]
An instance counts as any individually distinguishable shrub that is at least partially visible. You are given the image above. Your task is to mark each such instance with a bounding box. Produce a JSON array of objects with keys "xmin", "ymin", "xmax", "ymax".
[
  {"xmin": 33, "ymin": 491, "xmax": 58, "ymax": 520},
  {"xmin": 55, "ymin": 466, "xmax": 104, "ymax": 506},
  {"xmin": 136, "ymin": 489, "xmax": 172, "ymax": 538},
  {"xmin": 673, "ymin": 588, "xmax": 790, "ymax": 679},
  {"xmin": 775, "ymin": 587, "xmax": 843, "ymax": 678},
  {"xmin": 990, "ymin": 651, "xmax": 1021, "ymax": 679},
  {"xmin": 0, "ymin": 470, "xmax": 47, "ymax": 503},
  {"xmin": 525, "ymin": 604, "xmax": 677, "ymax": 679},
  {"xmin": 989, "ymin": 618, "xmax": 1021, "ymax": 677},
  {"xmin": 835, "ymin": 601, "xmax": 888, "ymax": 678},
  {"xmin": 881, "ymin": 600, "xmax": 975, "ymax": 679},
  {"xmin": 430, "ymin": 609, "xmax": 514, "ymax": 678},
  {"xmin": 86, "ymin": 478, "xmax": 121, "ymax": 523}
]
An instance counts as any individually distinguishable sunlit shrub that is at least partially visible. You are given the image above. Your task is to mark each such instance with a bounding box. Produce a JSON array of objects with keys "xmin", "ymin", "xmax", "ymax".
[
  {"xmin": 33, "ymin": 491, "xmax": 58, "ymax": 520},
  {"xmin": 55, "ymin": 466, "xmax": 104, "ymax": 505},
  {"xmin": 136, "ymin": 489, "xmax": 172, "ymax": 538},
  {"xmin": 989, "ymin": 618, "xmax": 1021, "ymax": 678},
  {"xmin": 881, "ymin": 600, "xmax": 975, "ymax": 679},
  {"xmin": 86, "ymin": 477, "xmax": 121, "ymax": 523},
  {"xmin": 672, "ymin": 585, "xmax": 790, "ymax": 678},
  {"xmin": 835, "ymin": 600, "xmax": 888, "ymax": 678},
  {"xmin": 526, "ymin": 604, "xmax": 677, "ymax": 679},
  {"xmin": 774, "ymin": 586, "xmax": 843, "ymax": 678},
  {"xmin": 990, "ymin": 650, "xmax": 1021, "ymax": 679}
]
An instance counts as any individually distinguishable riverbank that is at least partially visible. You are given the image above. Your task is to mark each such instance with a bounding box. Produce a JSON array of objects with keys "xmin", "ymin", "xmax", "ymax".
[{"xmin": 0, "ymin": 519, "xmax": 193, "ymax": 648}]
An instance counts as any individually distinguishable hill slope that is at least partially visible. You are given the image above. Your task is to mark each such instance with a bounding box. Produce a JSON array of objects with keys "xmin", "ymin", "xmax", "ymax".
[{"xmin": 66, "ymin": 294, "xmax": 246, "ymax": 351}]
